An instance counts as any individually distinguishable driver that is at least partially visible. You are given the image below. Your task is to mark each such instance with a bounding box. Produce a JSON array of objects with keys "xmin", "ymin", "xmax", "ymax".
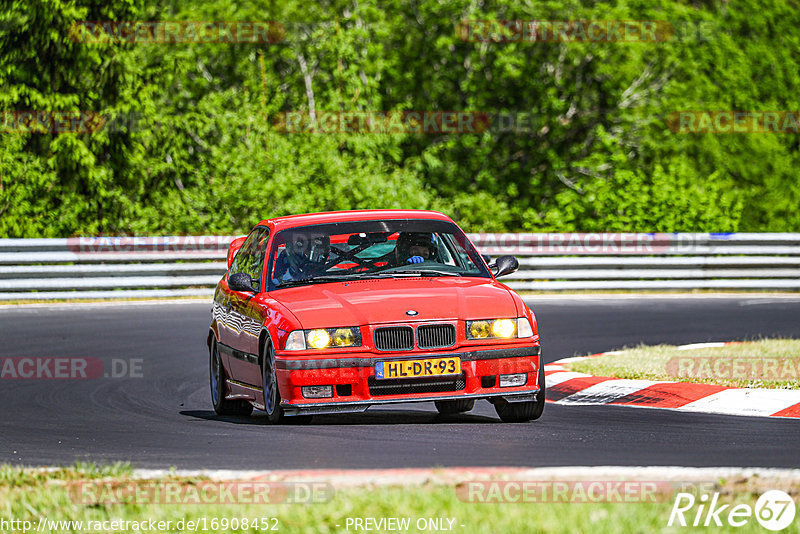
[
  {"xmin": 393, "ymin": 232, "xmax": 437, "ymax": 265},
  {"xmin": 273, "ymin": 232, "xmax": 330, "ymax": 283}
]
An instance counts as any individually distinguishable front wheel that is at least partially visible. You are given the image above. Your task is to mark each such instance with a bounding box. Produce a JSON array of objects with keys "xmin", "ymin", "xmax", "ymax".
[
  {"xmin": 210, "ymin": 338, "xmax": 253, "ymax": 416},
  {"xmin": 261, "ymin": 341, "xmax": 313, "ymax": 425},
  {"xmin": 494, "ymin": 365, "xmax": 546, "ymax": 423},
  {"xmin": 435, "ymin": 399, "xmax": 475, "ymax": 415},
  {"xmin": 261, "ymin": 341, "xmax": 284, "ymax": 424}
]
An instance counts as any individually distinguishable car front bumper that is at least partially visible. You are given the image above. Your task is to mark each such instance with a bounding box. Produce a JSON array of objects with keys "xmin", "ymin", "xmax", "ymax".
[{"xmin": 275, "ymin": 345, "xmax": 541, "ymax": 416}]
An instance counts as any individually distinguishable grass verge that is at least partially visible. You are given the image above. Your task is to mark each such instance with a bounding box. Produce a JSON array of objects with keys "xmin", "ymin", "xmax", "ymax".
[
  {"xmin": 1, "ymin": 464, "xmax": 799, "ymax": 533},
  {"xmin": 567, "ymin": 339, "xmax": 800, "ymax": 389}
]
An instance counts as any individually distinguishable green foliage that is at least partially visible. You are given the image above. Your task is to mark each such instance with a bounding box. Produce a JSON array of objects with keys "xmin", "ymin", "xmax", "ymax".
[{"xmin": 1, "ymin": 0, "xmax": 798, "ymax": 236}]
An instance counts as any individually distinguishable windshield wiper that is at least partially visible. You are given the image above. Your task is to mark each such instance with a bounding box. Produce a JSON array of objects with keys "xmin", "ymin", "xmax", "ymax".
[
  {"xmin": 386, "ymin": 269, "xmax": 461, "ymax": 277},
  {"xmin": 276, "ymin": 275, "xmax": 353, "ymax": 288},
  {"xmin": 340, "ymin": 271, "xmax": 464, "ymax": 279},
  {"xmin": 276, "ymin": 271, "xmax": 459, "ymax": 288},
  {"xmin": 348, "ymin": 272, "xmax": 419, "ymax": 278}
]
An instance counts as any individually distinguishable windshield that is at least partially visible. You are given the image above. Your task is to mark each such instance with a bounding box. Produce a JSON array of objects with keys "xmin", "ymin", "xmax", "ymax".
[{"xmin": 267, "ymin": 219, "xmax": 491, "ymax": 290}]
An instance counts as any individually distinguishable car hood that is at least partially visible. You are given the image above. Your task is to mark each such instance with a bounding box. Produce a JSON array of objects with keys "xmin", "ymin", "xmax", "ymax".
[{"xmin": 271, "ymin": 277, "xmax": 516, "ymax": 328}]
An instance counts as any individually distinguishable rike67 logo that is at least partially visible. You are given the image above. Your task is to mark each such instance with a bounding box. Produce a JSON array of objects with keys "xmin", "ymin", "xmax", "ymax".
[{"xmin": 669, "ymin": 490, "xmax": 796, "ymax": 531}]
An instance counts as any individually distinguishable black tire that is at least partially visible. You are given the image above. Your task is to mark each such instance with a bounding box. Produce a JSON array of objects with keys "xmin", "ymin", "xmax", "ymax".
[
  {"xmin": 261, "ymin": 340, "xmax": 284, "ymax": 424},
  {"xmin": 434, "ymin": 399, "xmax": 475, "ymax": 415},
  {"xmin": 210, "ymin": 338, "xmax": 253, "ymax": 416},
  {"xmin": 260, "ymin": 340, "xmax": 314, "ymax": 424},
  {"xmin": 494, "ymin": 365, "xmax": 546, "ymax": 423}
]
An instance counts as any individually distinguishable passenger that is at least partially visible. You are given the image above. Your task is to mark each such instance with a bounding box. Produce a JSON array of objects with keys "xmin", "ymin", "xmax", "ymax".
[{"xmin": 393, "ymin": 232, "xmax": 437, "ymax": 265}]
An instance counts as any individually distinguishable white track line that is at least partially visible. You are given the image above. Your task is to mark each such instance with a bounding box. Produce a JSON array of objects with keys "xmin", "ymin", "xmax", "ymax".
[
  {"xmin": 545, "ymin": 371, "xmax": 594, "ymax": 387},
  {"xmin": 678, "ymin": 389, "xmax": 800, "ymax": 417},
  {"xmin": 677, "ymin": 342, "xmax": 728, "ymax": 350},
  {"xmin": 128, "ymin": 466, "xmax": 800, "ymax": 485},
  {"xmin": 557, "ymin": 379, "xmax": 665, "ymax": 405}
]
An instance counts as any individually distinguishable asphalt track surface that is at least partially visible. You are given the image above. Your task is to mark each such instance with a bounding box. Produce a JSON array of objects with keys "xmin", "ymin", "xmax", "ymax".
[{"xmin": 1, "ymin": 296, "xmax": 799, "ymax": 470}]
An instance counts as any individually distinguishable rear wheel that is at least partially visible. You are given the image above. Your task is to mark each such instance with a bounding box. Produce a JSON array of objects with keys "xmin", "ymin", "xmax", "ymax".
[
  {"xmin": 494, "ymin": 365, "xmax": 546, "ymax": 423},
  {"xmin": 210, "ymin": 338, "xmax": 253, "ymax": 416},
  {"xmin": 434, "ymin": 399, "xmax": 475, "ymax": 414}
]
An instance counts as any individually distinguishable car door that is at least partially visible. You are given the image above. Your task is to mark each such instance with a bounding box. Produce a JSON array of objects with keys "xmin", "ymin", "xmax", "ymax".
[
  {"xmin": 226, "ymin": 226, "xmax": 269, "ymax": 384},
  {"xmin": 217, "ymin": 229, "xmax": 260, "ymax": 380}
]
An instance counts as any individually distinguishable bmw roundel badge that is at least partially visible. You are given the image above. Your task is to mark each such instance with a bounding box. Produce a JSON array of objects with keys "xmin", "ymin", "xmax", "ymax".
[{"xmin": 406, "ymin": 310, "xmax": 419, "ymax": 316}]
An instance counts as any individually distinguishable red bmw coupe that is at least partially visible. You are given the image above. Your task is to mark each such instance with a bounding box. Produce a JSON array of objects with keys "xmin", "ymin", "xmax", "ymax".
[{"xmin": 208, "ymin": 210, "xmax": 544, "ymax": 423}]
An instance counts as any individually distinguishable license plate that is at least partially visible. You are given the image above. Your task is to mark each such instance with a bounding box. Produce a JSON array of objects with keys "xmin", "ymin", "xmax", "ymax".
[{"xmin": 375, "ymin": 357, "xmax": 461, "ymax": 380}]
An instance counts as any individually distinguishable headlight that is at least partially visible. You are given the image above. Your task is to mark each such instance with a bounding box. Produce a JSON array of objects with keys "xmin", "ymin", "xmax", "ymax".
[
  {"xmin": 284, "ymin": 327, "xmax": 362, "ymax": 350},
  {"xmin": 491, "ymin": 318, "xmax": 516, "ymax": 338},
  {"xmin": 516, "ymin": 317, "xmax": 534, "ymax": 338},
  {"xmin": 307, "ymin": 329, "xmax": 331, "ymax": 349},
  {"xmin": 284, "ymin": 330, "xmax": 306, "ymax": 350},
  {"xmin": 467, "ymin": 318, "xmax": 532, "ymax": 340}
]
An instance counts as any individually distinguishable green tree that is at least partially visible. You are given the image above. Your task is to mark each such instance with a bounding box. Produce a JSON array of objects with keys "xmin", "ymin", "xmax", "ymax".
[{"xmin": 0, "ymin": 0, "xmax": 150, "ymax": 236}]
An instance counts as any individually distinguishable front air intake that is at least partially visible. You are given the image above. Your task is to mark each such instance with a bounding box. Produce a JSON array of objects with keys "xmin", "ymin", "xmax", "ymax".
[{"xmin": 368, "ymin": 373, "xmax": 467, "ymax": 396}]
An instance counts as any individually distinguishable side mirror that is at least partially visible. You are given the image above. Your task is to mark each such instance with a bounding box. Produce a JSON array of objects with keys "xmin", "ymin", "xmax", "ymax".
[
  {"xmin": 227, "ymin": 236, "xmax": 247, "ymax": 269},
  {"xmin": 493, "ymin": 255, "xmax": 519, "ymax": 278},
  {"xmin": 228, "ymin": 272, "xmax": 257, "ymax": 293}
]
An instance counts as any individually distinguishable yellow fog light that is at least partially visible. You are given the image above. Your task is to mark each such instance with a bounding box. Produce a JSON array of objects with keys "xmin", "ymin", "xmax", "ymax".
[
  {"xmin": 491, "ymin": 319, "xmax": 517, "ymax": 338},
  {"xmin": 469, "ymin": 320, "xmax": 491, "ymax": 339},
  {"xmin": 307, "ymin": 329, "xmax": 331, "ymax": 349},
  {"xmin": 333, "ymin": 328, "xmax": 356, "ymax": 347}
]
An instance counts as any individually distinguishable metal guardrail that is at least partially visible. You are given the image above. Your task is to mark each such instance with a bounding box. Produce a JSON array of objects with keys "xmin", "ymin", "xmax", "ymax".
[{"xmin": 0, "ymin": 233, "xmax": 799, "ymax": 300}]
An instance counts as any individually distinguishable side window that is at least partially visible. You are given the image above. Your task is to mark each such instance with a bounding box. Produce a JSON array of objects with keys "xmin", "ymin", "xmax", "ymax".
[
  {"xmin": 247, "ymin": 230, "xmax": 270, "ymax": 290},
  {"xmin": 229, "ymin": 227, "xmax": 269, "ymax": 291},
  {"xmin": 229, "ymin": 230, "xmax": 258, "ymax": 277},
  {"xmin": 441, "ymin": 234, "xmax": 471, "ymax": 269},
  {"xmin": 434, "ymin": 233, "xmax": 456, "ymax": 266}
]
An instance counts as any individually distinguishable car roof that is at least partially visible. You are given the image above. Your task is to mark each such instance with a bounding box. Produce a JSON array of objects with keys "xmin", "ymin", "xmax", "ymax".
[{"xmin": 259, "ymin": 210, "xmax": 455, "ymax": 232}]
